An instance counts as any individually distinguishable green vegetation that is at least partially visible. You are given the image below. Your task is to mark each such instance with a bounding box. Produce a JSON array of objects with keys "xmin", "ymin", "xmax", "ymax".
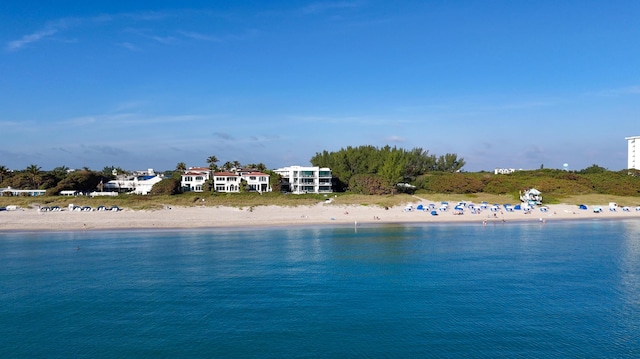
[
  {"xmin": 0, "ymin": 191, "xmax": 415, "ymax": 211},
  {"xmin": 310, "ymin": 145, "xmax": 464, "ymax": 192},
  {"xmin": 2, "ymin": 155, "xmax": 640, "ymax": 210}
]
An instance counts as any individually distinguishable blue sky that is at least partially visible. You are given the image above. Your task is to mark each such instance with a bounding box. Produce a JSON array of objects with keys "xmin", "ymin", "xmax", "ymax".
[{"xmin": 1, "ymin": 1, "xmax": 639, "ymax": 172}]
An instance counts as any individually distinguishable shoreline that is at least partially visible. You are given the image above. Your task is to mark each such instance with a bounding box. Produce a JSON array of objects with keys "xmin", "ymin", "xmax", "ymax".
[{"xmin": 2, "ymin": 201, "xmax": 639, "ymax": 232}]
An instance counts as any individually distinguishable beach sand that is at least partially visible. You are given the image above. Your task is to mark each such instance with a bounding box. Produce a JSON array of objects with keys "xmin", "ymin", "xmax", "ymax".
[{"xmin": 1, "ymin": 199, "xmax": 639, "ymax": 231}]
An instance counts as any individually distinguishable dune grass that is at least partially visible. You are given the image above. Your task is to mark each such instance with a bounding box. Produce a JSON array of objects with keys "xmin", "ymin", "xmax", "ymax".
[{"xmin": 1, "ymin": 192, "xmax": 639, "ymax": 211}]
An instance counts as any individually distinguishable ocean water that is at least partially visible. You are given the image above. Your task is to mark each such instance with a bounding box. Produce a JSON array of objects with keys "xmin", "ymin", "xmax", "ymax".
[{"xmin": 1, "ymin": 220, "xmax": 639, "ymax": 358}]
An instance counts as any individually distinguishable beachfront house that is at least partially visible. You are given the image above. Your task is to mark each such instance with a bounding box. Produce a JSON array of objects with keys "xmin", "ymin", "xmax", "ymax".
[
  {"xmin": 180, "ymin": 167, "xmax": 272, "ymax": 193},
  {"xmin": 0, "ymin": 187, "xmax": 46, "ymax": 197},
  {"xmin": 239, "ymin": 171, "xmax": 271, "ymax": 193},
  {"xmin": 494, "ymin": 168, "xmax": 516, "ymax": 175},
  {"xmin": 103, "ymin": 168, "xmax": 163, "ymax": 195},
  {"xmin": 273, "ymin": 166, "xmax": 332, "ymax": 194},
  {"xmin": 181, "ymin": 167, "xmax": 211, "ymax": 192},
  {"xmin": 213, "ymin": 171, "xmax": 241, "ymax": 193}
]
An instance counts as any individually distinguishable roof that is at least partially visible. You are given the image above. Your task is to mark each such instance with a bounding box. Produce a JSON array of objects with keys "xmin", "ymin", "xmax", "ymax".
[{"xmin": 213, "ymin": 172, "xmax": 238, "ymax": 176}]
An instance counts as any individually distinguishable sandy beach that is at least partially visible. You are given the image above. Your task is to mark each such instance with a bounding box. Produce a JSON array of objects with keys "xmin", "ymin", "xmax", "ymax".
[{"xmin": 2, "ymin": 199, "xmax": 640, "ymax": 231}]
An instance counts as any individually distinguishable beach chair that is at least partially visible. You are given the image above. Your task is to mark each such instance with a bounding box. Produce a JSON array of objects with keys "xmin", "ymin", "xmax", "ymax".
[{"xmin": 539, "ymin": 206, "xmax": 549, "ymax": 212}]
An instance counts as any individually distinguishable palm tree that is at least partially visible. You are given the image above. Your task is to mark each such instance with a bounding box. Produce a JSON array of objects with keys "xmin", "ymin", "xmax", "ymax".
[
  {"xmin": 232, "ymin": 160, "xmax": 241, "ymax": 171},
  {"xmin": 176, "ymin": 162, "xmax": 187, "ymax": 172},
  {"xmin": 25, "ymin": 164, "xmax": 42, "ymax": 188},
  {"xmin": 206, "ymin": 155, "xmax": 218, "ymax": 171},
  {"xmin": 0, "ymin": 165, "xmax": 9, "ymax": 184}
]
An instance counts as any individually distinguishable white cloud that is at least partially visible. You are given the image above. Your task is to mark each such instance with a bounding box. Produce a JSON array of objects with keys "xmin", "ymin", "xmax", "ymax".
[
  {"xmin": 386, "ymin": 135, "xmax": 405, "ymax": 143},
  {"xmin": 5, "ymin": 28, "xmax": 58, "ymax": 51},
  {"xmin": 118, "ymin": 42, "xmax": 139, "ymax": 51},
  {"xmin": 592, "ymin": 85, "xmax": 640, "ymax": 97},
  {"xmin": 177, "ymin": 30, "xmax": 222, "ymax": 42}
]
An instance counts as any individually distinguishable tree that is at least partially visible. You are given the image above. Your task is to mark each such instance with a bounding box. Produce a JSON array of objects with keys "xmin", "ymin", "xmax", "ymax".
[
  {"xmin": 176, "ymin": 162, "xmax": 187, "ymax": 172},
  {"xmin": 435, "ymin": 153, "xmax": 465, "ymax": 173},
  {"xmin": 51, "ymin": 166, "xmax": 70, "ymax": 181},
  {"xmin": 206, "ymin": 155, "xmax": 219, "ymax": 171},
  {"xmin": 348, "ymin": 174, "xmax": 393, "ymax": 195},
  {"xmin": 49, "ymin": 169, "xmax": 105, "ymax": 195},
  {"xmin": 222, "ymin": 161, "xmax": 233, "ymax": 171},
  {"xmin": 101, "ymin": 166, "xmax": 125, "ymax": 178},
  {"xmin": 150, "ymin": 178, "xmax": 182, "ymax": 195},
  {"xmin": 25, "ymin": 164, "xmax": 42, "ymax": 188},
  {"xmin": 245, "ymin": 163, "xmax": 268, "ymax": 172},
  {"xmin": 378, "ymin": 148, "xmax": 407, "ymax": 185},
  {"xmin": 578, "ymin": 164, "xmax": 608, "ymax": 174},
  {"xmin": 0, "ymin": 165, "xmax": 10, "ymax": 185},
  {"xmin": 264, "ymin": 170, "xmax": 281, "ymax": 192}
]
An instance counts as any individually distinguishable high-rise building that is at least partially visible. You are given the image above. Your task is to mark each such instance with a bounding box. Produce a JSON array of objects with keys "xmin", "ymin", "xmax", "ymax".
[{"xmin": 626, "ymin": 136, "xmax": 640, "ymax": 170}]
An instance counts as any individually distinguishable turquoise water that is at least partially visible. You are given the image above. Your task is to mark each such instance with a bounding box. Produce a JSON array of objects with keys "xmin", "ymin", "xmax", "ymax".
[{"xmin": 1, "ymin": 220, "xmax": 640, "ymax": 358}]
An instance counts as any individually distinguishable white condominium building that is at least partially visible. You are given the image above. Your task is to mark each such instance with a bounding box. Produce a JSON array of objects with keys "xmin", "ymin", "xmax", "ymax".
[
  {"xmin": 626, "ymin": 136, "xmax": 640, "ymax": 170},
  {"xmin": 274, "ymin": 166, "xmax": 332, "ymax": 194}
]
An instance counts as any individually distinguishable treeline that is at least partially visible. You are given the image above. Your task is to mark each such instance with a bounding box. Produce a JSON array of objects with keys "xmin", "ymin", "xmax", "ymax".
[
  {"xmin": 0, "ymin": 159, "xmax": 276, "ymax": 196},
  {"xmin": 310, "ymin": 145, "xmax": 465, "ymax": 193},
  {"xmin": 0, "ymin": 165, "xmax": 113, "ymax": 195}
]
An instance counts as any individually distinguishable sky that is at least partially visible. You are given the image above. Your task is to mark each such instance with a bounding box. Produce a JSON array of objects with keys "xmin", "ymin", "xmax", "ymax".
[{"xmin": 1, "ymin": 1, "xmax": 639, "ymax": 172}]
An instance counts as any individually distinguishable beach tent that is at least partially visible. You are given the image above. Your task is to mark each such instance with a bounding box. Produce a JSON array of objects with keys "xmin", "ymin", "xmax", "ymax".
[
  {"xmin": 430, "ymin": 210, "xmax": 438, "ymax": 216},
  {"xmin": 520, "ymin": 188, "xmax": 543, "ymax": 205},
  {"xmin": 579, "ymin": 204, "xmax": 588, "ymax": 210}
]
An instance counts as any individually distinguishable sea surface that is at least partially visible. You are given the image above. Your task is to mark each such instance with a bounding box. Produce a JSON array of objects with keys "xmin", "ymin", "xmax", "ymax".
[{"xmin": 1, "ymin": 220, "xmax": 639, "ymax": 358}]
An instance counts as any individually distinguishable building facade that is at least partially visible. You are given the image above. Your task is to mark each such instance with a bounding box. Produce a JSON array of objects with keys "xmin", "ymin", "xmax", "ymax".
[
  {"xmin": 626, "ymin": 136, "xmax": 640, "ymax": 170},
  {"xmin": 181, "ymin": 167, "xmax": 271, "ymax": 193},
  {"xmin": 239, "ymin": 171, "xmax": 271, "ymax": 193},
  {"xmin": 273, "ymin": 166, "xmax": 332, "ymax": 194},
  {"xmin": 103, "ymin": 169, "xmax": 164, "ymax": 195},
  {"xmin": 181, "ymin": 167, "xmax": 211, "ymax": 192}
]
